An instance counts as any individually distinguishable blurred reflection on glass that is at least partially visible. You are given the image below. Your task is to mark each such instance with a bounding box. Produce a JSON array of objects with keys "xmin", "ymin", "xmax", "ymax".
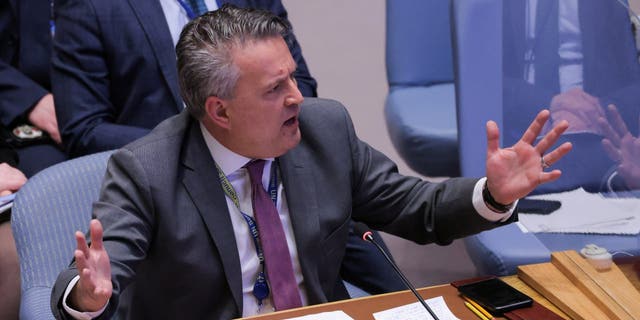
[{"xmin": 502, "ymin": 0, "xmax": 640, "ymax": 194}]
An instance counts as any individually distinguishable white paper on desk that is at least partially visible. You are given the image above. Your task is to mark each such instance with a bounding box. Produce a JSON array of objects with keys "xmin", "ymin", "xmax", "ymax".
[
  {"xmin": 284, "ymin": 310, "xmax": 354, "ymax": 320},
  {"xmin": 0, "ymin": 193, "xmax": 15, "ymax": 215},
  {"xmin": 372, "ymin": 296, "xmax": 459, "ymax": 320},
  {"xmin": 518, "ymin": 187, "xmax": 640, "ymax": 234}
]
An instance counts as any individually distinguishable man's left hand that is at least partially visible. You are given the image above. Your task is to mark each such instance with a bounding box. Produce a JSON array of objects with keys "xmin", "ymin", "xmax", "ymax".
[{"xmin": 485, "ymin": 110, "xmax": 572, "ymax": 205}]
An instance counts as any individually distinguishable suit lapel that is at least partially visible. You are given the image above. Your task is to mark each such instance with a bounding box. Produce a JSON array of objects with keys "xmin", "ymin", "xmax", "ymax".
[
  {"xmin": 278, "ymin": 147, "xmax": 325, "ymax": 304},
  {"xmin": 126, "ymin": 0, "xmax": 183, "ymax": 111},
  {"xmin": 181, "ymin": 119, "xmax": 243, "ymax": 314}
]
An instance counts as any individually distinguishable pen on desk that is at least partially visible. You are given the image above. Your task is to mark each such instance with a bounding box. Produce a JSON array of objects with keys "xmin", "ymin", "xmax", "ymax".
[
  {"xmin": 464, "ymin": 301, "xmax": 490, "ymax": 320},
  {"xmin": 462, "ymin": 296, "xmax": 495, "ymax": 320}
]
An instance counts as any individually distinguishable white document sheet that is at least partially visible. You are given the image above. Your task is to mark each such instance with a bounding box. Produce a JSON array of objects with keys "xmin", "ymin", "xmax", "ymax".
[
  {"xmin": 518, "ymin": 187, "xmax": 640, "ymax": 234},
  {"xmin": 284, "ymin": 310, "xmax": 354, "ymax": 320},
  {"xmin": 372, "ymin": 296, "xmax": 460, "ymax": 320}
]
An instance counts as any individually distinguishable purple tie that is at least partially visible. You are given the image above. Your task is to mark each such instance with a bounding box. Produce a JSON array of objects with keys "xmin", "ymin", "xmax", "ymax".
[{"xmin": 245, "ymin": 160, "xmax": 302, "ymax": 311}]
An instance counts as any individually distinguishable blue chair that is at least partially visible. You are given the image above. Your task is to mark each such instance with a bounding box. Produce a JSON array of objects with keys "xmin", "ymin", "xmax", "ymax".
[
  {"xmin": 11, "ymin": 150, "xmax": 113, "ymax": 319},
  {"xmin": 452, "ymin": 0, "xmax": 640, "ymax": 276},
  {"xmin": 384, "ymin": 0, "xmax": 459, "ymax": 177}
]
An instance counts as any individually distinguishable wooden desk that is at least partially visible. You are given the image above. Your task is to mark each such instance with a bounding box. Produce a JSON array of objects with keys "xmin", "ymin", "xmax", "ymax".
[
  {"xmin": 241, "ymin": 284, "xmax": 480, "ymax": 319},
  {"xmin": 503, "ymin": 256, "xmax": 640, "ymax": 320},
  {"xmin": 241, "ymin": 257, "xmax": 639, "ymax": 320}
]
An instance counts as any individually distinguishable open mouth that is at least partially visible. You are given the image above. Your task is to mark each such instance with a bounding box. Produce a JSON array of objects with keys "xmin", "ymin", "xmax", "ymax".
[{"xmin": 284, "ymin": 115, "xmax": 298, "ymax": 126}]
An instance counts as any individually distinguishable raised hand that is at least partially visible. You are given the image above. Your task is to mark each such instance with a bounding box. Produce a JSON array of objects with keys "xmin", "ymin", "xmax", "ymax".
[
  {"xmin": 599, "ymin": 104, "xmax": 640, "ymax": 190},
  {"xmin": 69, "ymin": 219, "xmax": 112, "ymax": 312},
  {"xmin": 485, "ymin": 110, "xmax": 573, "ymax": 205}
]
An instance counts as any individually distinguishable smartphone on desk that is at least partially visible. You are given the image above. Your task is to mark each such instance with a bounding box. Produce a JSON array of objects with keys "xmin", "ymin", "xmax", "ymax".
[
  {"xmin": 517, "ymin": 198, "xmax": 561, "ymax": 215},
  {"xmin": 457, "ymin": 277, "xmax": 533, "ymax": 314}
]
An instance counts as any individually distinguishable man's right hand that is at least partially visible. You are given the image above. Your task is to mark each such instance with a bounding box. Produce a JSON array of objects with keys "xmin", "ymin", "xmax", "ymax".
[{"xmin": 69, "ymin": 219, "xmax": 112, "ymax": 312}]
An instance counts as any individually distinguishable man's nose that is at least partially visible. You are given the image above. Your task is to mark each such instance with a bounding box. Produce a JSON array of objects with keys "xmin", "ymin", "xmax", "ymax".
[{"xmin": 285, "ymin": 80, "xmax": 304, "ymax": 105}]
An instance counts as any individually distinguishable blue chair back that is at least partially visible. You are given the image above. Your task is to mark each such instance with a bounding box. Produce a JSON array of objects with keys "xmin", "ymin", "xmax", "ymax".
[
  {"xmin": 11, "ymin": 151, "xmax": 113, "ymax": 319},
  {"xmin": 386, "ymin": 0, "xmax": 453, "ymax": 89},
  {"xmin": 384, "ymin": 0, "xmax": 459, "ymax": 177},
  {"xmin": 452, "ymin": 0, "xmax": 503, "ymax": 178}
]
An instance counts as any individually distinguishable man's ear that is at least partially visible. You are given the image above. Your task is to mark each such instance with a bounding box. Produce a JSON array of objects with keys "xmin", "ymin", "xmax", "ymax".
[{"xmin": 204, "ymin": 96, "xmax": 230, "ymax": 129}]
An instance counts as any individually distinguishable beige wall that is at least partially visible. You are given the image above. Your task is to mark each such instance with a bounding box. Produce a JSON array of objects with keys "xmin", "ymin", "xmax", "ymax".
[
  {"xmin": 283, "ymin": 0, "xmax": 407, "ymax": 175},
  {"xmin": 631, "ymin": 0, "xmax": 640, "ymax": 14},
  {"xmin": 282, "ymin": 0, "xmax": 476, "ymax": 288}
]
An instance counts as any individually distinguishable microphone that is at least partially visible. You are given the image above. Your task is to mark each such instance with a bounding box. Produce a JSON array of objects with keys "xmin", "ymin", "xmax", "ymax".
[{"xmin": 353, "ymin": 223, "xmax": 440, "ymax": 320}]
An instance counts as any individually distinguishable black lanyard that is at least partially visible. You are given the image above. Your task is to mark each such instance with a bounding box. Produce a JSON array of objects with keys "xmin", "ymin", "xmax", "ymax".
[
  {"xmin": 49, "ymin": 0, "xmax": 55, "ymax": 37},
  {"xmin": 216, "ymin": 160, "xmax": 279, "ymax": 309}
]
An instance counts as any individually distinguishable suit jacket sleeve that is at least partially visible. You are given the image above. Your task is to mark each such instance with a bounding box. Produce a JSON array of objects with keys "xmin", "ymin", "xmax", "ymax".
[
  {"xmin": 51, "ymin": 148, "xmax": 154, "ymax": 320},
  {"xmin": 0, "ymin": 49, "xmax": 48, "ymax": 126},
  {"xmin": 345, "ymin": 116, "xmax": 512, "ymax": 245},
  {"xmin": 300, "ymin": 99, "xmax": 514, "ymax": 246},
  {"xmin": 52, "ymin": 0, "xmax": 150, "ymax": 157}
]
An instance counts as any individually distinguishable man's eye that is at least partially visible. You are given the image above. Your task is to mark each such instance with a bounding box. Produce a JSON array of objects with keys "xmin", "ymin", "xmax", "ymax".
[{"xmin": 268, "ymin": 84, "xmax": 280, "ymax": 93}]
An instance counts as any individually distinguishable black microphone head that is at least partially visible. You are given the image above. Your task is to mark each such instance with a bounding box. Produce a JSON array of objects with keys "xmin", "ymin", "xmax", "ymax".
[{"xmin": 353, "ymin": 222, "xmax": 373, "ymax": 241}]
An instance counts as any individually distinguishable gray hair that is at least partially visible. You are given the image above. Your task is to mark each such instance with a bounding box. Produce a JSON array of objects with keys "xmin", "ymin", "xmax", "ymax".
[{"xmin": 176, "ymin": 4, "xmax": 290, "ymax": 119}]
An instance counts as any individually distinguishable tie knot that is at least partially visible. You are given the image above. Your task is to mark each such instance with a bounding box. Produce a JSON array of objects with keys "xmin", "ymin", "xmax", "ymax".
[{"xmin": 245, "ymin": 159, "xmax": 266, "ymax": 186}]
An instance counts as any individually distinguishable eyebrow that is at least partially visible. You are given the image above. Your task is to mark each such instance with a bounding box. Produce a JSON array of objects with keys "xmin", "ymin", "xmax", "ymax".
[{"xmin": 265, "ymin": 66, "xmax": 297, "ymax": 89}]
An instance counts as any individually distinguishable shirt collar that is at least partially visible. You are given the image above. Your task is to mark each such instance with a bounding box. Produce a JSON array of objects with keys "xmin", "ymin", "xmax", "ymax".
[{"xmin": 199, "ymin": 123, "xmax": 274, "ymax": 176}]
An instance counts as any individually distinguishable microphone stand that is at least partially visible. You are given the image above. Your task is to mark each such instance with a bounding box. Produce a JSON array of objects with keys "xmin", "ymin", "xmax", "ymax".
[{"xmin": 362, "ymin": 232, "xmax": 441, "ymax": 320}]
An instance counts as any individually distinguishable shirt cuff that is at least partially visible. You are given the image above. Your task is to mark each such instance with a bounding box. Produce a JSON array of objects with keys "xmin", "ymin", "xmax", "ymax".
[
  {"xmin": 63, "ymin": 276, "xmax": 108, "ymax": 320},
  {"xmin": 472, "ymin": 177, "xmax": 518, "ymax": 222}
]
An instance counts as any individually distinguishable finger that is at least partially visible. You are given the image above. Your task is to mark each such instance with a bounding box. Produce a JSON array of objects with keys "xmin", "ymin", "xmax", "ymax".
[
  {"xmin": 606, "ymin": 104, "xmax": 629, "ymax": 137},
  {"xmin": 521, "ymin": 110, "xmax": 550, "ymax": 145},
  {"xmin": 633, "ymin": 138, "xmax": 640, "ymax": 156},
  {"xmin": 486, "ymin": 120, "xmax": 500, "ymax": 156},
  {"xmin": 598, "ymin": 117, "xmax": 621, "ymax": 147},
  {"xmin": 601, "ymin": 139, "xmax": 622, "ymax": 163},
  {"xmin": 89, "ymin": 219, "xmax": 104, "ymax": 250},
  {"xmin": 80, "ymin": 267, "xmax": 97, "ymax": 293},
  {"xmin": 535, "ymin": 120, "xmax": 569, "ymax": 155},
  {"xmin": 541, "ymin": 141, "xmax": 572, "ymax": 166},
  {"xmin": 74, "ymin": 249, "xmax": 87, "ymax": 271},
  {"xmin": 539, "ymin": 170, "xmax": 563, "ymax": 185},
  {"xmin": 76, "ymin": 231, "xmax": 90, "ymax": 256},
  {"xmin": 50, "ymin": 130, "xmax": 62, "ymax": 145},
  {"xmin": 621, "ymin": 135, "xmax": 640, "ymax": 159}
]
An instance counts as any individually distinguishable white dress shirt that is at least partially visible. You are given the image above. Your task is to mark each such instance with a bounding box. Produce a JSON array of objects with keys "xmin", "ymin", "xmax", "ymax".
[
  {"xmin": 159, "ymin": 0, "xmax": 218, "ymax": 47},
  {"xmin": 198, "ymin": 124, "xmax": 309, "ymax": 316},
  {"xmin": 525, "ymin": 0, "xmax": 583, "ymax": 91}
]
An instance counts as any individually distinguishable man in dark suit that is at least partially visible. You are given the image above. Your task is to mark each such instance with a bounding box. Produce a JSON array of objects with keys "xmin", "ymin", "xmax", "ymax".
[
  {"xmin": 52, "ymin": 0, "xmax": 405, "ymax": 296},
  {"xmin": 52, "ymin": 0, "xmax": 316, "ymax": 158},
  {"xmin": 503, "ymin": 0, "xmax": 640, "ymax": 142},
  {"xmin": 502, "ymin": 0, "xmax": 640, "ymax": 193},
  {"xmin": 51, "ymin": 5, "xmax": 572, "ymax": 319},
  {"xmin": 0, "ymin": 0, "xmax": 67, "ymax": 177}
]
